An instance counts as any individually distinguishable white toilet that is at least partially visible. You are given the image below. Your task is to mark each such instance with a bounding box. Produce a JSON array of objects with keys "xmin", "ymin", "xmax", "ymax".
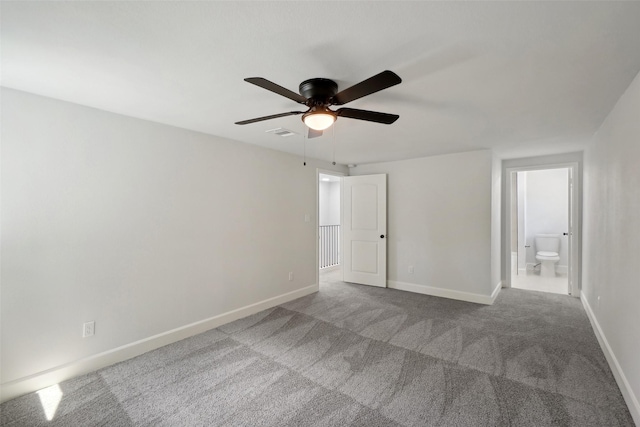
[{"xmin": 535, "ymin": 234, "xmax": 561, "ymax": 277}]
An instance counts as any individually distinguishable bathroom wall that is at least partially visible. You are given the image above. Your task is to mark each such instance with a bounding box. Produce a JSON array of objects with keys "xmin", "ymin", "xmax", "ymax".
[{"xmin": 522, "ymin": 168, "xmax": 569, "ymax": 269}]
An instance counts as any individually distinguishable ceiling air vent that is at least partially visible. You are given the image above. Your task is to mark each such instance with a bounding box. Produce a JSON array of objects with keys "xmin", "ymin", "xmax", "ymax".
[{"xmin": 265, "ymin": 128, "xmax": 298, "ymax": 138}]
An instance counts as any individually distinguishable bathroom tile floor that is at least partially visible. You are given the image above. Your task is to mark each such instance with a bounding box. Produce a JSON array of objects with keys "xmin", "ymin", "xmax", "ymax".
[{"xmin": 511, "ymin": 270, "xmax": 569, "ymax": 295}]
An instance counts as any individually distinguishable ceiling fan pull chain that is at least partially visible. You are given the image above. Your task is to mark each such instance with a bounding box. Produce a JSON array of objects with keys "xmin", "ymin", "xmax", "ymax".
[
  {"xmin": 303, "ymin": 124, "xmax": 307, "ymax": 166},
  {"xmin": 332, "ymin": 124, "xmax": 336, "ymax": 166}
]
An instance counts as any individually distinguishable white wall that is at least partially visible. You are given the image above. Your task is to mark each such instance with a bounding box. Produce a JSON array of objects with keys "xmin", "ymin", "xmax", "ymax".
[
  {"xmin": 352, "ymin": 150, "xmax": 497, "ymax": 303},
  {"xmin": 319, "ymin": 181, "xmax": 340, "ymax": 226},
  {"xmin": 522, "ymin": 168, "xmax": 569, "ymax": 268},
  {"xmin": 0, "ymin": 88, "xmax": 347, "ymax": 398},
  {"xmin": 582, "ymin": 70, "xmax": 640, "ymax": 423}
]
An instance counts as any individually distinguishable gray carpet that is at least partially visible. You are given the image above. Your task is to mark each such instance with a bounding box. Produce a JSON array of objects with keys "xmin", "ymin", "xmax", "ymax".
[{"xmin": 1, "ymin": 270, "xmax": 635, "ymax": 426}]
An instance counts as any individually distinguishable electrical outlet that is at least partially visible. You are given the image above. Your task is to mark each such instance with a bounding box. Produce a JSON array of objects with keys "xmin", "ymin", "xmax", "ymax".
[
  {"xmin": 288, "ymin": 272, "xmax": 294, "ymax": 281},
  {"xmin": 82, "ymin": 321, "xmax": 95, "ymax": 338},
  {"xmin": 408, "ymin": 265, "xmax": 414, "ymax": 274}
]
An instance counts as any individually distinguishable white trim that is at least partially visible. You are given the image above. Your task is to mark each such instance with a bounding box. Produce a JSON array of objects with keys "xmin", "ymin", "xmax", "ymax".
[
  {"xmin": 388, "ymin": 280, "xmax": 502, "ymax": 305},
  {"xmin": 582, "ymin": 296, "xmax": 640, "ymax": 425},
  {"xmin": 510, "ymin": 252, "xmax": 518, "ymax": 278},
  {"xmin": 0, "ymin": 284, "xmax": 319, "ymax": 403}
]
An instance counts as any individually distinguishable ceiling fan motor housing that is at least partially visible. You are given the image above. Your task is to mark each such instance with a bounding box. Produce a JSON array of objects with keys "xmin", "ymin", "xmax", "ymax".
[{"xmin": 299, "ymin": 78, "xmax": 338, "ymax": 105}]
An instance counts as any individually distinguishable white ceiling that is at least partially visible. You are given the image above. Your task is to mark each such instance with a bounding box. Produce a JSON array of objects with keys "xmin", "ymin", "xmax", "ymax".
[{"xmin": 3, "ymin": 1, "xmax": 640, "ymax": 165}]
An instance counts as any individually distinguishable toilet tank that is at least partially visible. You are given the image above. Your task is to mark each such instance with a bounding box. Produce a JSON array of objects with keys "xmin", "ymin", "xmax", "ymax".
[{"xmin": 535, "ymin": 234, "xmax": 561, "ymax": 253}]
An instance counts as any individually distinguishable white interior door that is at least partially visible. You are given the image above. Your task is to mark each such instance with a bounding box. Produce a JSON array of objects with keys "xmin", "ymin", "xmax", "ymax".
[{"xmin": 342, "ymin": 174, "xmax": 387, "ymax": 287}]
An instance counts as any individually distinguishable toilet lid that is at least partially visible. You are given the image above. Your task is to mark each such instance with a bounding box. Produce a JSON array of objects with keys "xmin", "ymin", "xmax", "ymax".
[{"xmin": 538, "ymin": 251, "xmax": 558, "ymax": 257}]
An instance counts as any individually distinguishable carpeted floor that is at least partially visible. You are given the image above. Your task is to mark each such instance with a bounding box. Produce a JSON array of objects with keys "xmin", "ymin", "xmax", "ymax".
[{"xmin": 1, "ymin": 270, "xmax": 634, "ymax": 426}]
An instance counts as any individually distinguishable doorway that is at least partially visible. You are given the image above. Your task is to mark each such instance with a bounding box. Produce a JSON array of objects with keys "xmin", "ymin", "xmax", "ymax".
[
  {"xmin": 506, "ymin": 164, "xmax": 579, "ymax": 296},
  {"xmin": 317, "ymin": 170, "xmax": 389, "ymax": 289},
  {"xmin": 318, "ymin": 171, "xmax": 343, "ymax": 285}
]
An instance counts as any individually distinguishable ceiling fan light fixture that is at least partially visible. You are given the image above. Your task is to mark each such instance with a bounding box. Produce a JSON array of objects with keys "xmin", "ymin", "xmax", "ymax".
[{"xmin": 302, "ymin": 109, "xmax": 336, "ymax": 131}]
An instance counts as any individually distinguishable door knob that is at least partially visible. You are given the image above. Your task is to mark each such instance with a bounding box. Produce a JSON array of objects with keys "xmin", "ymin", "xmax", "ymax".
[{"xmin": 380, "ymin": 234, "xmax": 385, "ymax": 239}]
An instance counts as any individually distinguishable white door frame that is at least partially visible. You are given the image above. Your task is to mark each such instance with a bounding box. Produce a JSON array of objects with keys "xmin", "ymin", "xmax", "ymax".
[
  {"xmin": 504, "ymin": 162, "xmax": 581, "ymax": 297},
  {"xmin": 316, "ymin": 169, "xmax": 345, "ymax": 288}
]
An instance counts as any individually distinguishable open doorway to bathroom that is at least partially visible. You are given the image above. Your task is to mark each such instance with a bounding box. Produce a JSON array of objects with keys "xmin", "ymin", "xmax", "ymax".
[
  {"xmin": 508, "ymin": 166, "xmax": 578, "ymax": 295},
  {"xmin": 318, "ymin": 171, "xmax": 343, "ymax": 285}
]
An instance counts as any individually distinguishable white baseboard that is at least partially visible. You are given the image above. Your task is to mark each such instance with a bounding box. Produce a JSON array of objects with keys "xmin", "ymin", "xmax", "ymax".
[
  {"xmin": 0, "ymin": 284, "xmax": 319, "ymax": 404},
  {"xmin": 319, "ymin": 264, "xmax": 340, "ymax": 272},
  {"xmin": 388, "ymin": 280, "xmax": 501, "ymax": 305},
  {"xmin": 582, "ymin": 296, "xmax": 640, "ymax": 425},
  {"xmin": 491, "ymin": 281, "xmax": 503, "ymax": 303}
]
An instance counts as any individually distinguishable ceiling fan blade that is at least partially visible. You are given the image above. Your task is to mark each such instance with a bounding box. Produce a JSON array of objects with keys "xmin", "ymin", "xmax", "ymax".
[
  {"xmin": 235, "ymin": 111, "xmax": 304, "ymax": 125},
  {"xmin": 244, "ymin": 77, "xmax": 308, "ymax": 104},
  {"xmin": 308, "ymin": 128, "xmax": 323, "ymax": 139},
  {"xmin": 331, "ymin": 70, "xmax": 402, "ymax": 105},
  {"xmin": 336, "ymin": 108, "xmax": 399, "ymax": 124}
]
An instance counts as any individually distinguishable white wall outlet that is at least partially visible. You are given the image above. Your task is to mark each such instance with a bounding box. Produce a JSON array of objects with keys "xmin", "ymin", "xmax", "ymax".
[
  {"xmin": 408, "ymin": 265, "xmax": 414, "ymax": 274},
  {"xmin": 288, "ymin": 272, "xmax": 294, "ymax": 281},
  {"xmin": 304, "ymin": 214, "xmax": 310, "ymax": 223},
  {"xmin": 82, "ymin": 321, "xmax": 95, "ymax": 338}
]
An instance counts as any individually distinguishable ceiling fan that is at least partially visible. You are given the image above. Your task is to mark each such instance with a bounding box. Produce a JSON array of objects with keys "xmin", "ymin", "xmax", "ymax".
[{"xmin": 235, "ymin": 70, "xmax": 402, "ymax": 138}]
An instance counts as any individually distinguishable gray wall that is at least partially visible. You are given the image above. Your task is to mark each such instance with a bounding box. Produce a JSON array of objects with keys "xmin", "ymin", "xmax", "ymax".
[
  {"xmin": 352, "ymin": 150, "xmax": 497, "ymax": 298},
  {"xmin": 491, "ymin": 154, "xmax": 502, "ymax": 291},
  {"xmin": 0, "ymin": 88, "xmax": 346, "ymax": 389},
  {"xmin": 583, "ymin": 70, "xmax": 640, "ymax": 422}
]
